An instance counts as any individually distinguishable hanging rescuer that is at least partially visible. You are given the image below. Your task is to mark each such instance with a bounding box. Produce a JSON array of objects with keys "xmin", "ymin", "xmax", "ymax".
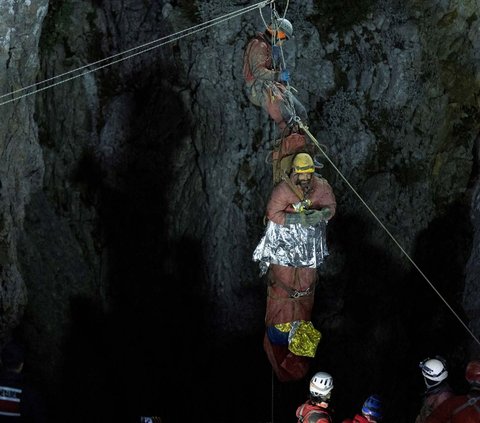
[
  {"xmin": 253, "ymin": 152, "xmax": 336, "ymax": 382},
  {"xmin": 253, "ymin": 152, "xmax": 336, "ymax": 274},
  {"xmin": 243, "ymin": 16, "xmax": 308, "ymax": 130}
]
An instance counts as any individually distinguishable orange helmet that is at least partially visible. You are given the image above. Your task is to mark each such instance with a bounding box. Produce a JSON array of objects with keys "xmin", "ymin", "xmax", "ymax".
[{"xmin": 268, "ymin": 18, "xmax": 293, "ymax": 40}]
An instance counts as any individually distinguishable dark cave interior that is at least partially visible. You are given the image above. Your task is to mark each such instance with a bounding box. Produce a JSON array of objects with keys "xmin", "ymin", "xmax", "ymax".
[
  {"xmin": 11, "ymin": 25, "xmax": 479, "ymax": 422},
  {"xmin": 17, "ymin": 121, "xmax": 475, "ymax": 422}
]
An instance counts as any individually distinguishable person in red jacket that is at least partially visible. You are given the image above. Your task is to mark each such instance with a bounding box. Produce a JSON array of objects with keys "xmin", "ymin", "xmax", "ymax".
[
  {"xmin": 253, "ymin": 153, "xmax": 336, "ymax": 381},
  {"xmin": 243, "ymin": 17, "xmax": 308, "ymax": 130},
  {"xmin": 416, "ymin": 356, "xmax": 453, "ymax": 423},
  {"xmin": 296, "ymin": 372, "xmax": 334, "ymax": 423},
  {"xmin": 342, "ymin": 394, "xmax": 384, "ymax": 423},
  {"xmin": 0, "ymin": 341, "xmax": 47, "ymax": 422},
  {"xmin": 425, "ymin": 359, "xmax": 480, "ymax": 423}
]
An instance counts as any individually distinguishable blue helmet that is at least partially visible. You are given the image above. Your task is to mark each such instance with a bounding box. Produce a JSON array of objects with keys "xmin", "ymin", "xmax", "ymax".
[{"xmin": 362, "ymin": 394, "xmax": 383, "ymax": 420}]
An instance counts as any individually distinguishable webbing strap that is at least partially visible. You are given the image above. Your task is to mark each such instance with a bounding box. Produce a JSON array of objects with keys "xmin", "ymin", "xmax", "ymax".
[
  {"xmin": 281, "ymin": 171, "xmax": 304, "ymax": 200},
  {"xmin": 297, "ymin": 403, "xmax": 306, "ymax": 422},
  {"xmin": 451, "ymin": 395, "xmax": 480, "ymax": 417},
  {"xmin": 298, "ymin": 403, "xmax": 332, "ymax": 423},
  {"xmin": 268, "ymin": 272, "xmax": 314, "ymax": 299},
  {"xmin": 269, "ymin": 281, "xmax": 313, "ymax": 299}
]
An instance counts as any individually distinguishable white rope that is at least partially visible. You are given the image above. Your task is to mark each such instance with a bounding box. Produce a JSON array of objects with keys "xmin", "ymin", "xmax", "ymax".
[
  {"xmin": 297, "ymin": 119, "xmax": 480, "ymax": 348},
  {"xmin": 281, "ymin": 0, "xmax": 290, "ymax": 19},
  {"xmin": 266, "ymin": 7, "xmax": 297, "ymax": 117},
  {"xmin": 258, "ymin": 0, "xmax": 271, "ymax": 30},
  {"xmin": 271, "ymin": 369, "xmax": 275, "ymax": 423},
  {"xmin": 0, "ymin": 0, "xmax": 274, "ymax": 107}
]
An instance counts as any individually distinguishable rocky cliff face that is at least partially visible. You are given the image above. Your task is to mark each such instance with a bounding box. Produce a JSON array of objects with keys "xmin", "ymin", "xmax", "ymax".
[
  {"xmin": 1, "ymin": 0, "xmax": 479, "ymax": 422},
  {"xmin": 0, "ymin": 0, "xmax": 47, "ymax": 340}
]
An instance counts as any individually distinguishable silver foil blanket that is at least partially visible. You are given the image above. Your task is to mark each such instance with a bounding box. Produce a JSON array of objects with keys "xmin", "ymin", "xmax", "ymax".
[{"xmin": 253, "ymin": 220, "xmax": 329, "ymax": 275}]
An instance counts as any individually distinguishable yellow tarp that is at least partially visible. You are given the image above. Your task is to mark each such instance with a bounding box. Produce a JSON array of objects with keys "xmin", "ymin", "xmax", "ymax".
[{"xmin": 273, "ymin": 320, "xmax": 321, "ymax": 358}]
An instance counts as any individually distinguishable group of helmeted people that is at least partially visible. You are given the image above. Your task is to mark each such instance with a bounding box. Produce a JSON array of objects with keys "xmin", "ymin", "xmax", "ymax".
[
  {"xmin": 293, "ymin": 356, "xmax": 480, "ymax": 423},
  {"xmin": 243, "ymin": 14, "xmax": 480, "ymax": 423},
  {"xmin": 415, "ymin": 356, "xmax": 480, "ymax": 423}
]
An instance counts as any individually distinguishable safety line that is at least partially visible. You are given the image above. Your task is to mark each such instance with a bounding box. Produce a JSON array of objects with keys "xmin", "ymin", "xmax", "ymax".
[
  {"xmin": 282, "ymin": 0, "xmax": 290, "ymax": 19},
  {"xmin": 271, "ymin": 369, "xmax": 275, "ymax": 423},
  {"xmin": 297, "ymin": 119, "xmax": 480, "ymax": 347},
  {"xmin": 0, "ymin": 0, "xmax": 274, "ymax": 107}
]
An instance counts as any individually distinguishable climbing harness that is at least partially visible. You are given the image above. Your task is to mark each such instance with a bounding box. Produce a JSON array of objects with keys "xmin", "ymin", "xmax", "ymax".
[
  {"xmin": 268, "ymin": 275, "xmax": 314, "ymax": 299},
  {"xmin": 257, "ymin": 2, "xmax": 300, "ymax": 124}
]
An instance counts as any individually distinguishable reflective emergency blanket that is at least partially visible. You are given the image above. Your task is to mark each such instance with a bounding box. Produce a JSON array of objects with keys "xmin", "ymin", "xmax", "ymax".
[
  {"xmin": 269, "ymin": 321, "xmax": 322, "ymax": 357},
  {"xmin": 253, "ymin": 220, "xmax": 329, "ymax": 275}
]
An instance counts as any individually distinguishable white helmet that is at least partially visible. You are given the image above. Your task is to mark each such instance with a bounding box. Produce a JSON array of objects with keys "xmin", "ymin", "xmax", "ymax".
[
  {"xmin": 419, "ymin": 357, "xmax": 448, "ymax": 387},
  {"xmin": 310, "ymin": 372, "xmax": 333, "ymax": 398},
  {"xmin": 269, "ymin": 18, "xmax": 293, "ymax": 40}
]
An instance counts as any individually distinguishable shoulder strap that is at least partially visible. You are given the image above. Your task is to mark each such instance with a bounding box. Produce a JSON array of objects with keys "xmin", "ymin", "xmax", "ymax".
[
  {"xmin": 300, "ymin": 407, "xmax": 331, "ymax": 423},
  {"xmin": 281, "ymin": 171, "xmax": 304, "ymax": 200},
  {"xmin": 452, "ymin": 395, "xmax": 480, "ymax": 416},
  {"xmin": 308, "ymin": 410, "xmax": 331, "ymax": 422},
  {"xmin": 297, "ymin": 404, "xmax": 307, "ymax": 423}
]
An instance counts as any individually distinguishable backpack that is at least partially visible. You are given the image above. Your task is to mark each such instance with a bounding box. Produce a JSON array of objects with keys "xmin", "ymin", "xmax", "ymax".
[
  {"xmin": 297, "ymin": 402, "xmax": 332, "ymax": 423},
  {"xmin": 271, "ymin": 132, "xmax": 314, "ymax": 185}
]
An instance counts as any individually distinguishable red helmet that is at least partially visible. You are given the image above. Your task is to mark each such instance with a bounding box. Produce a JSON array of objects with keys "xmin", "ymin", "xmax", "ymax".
[{"xmin": 465, "ymin": 360, "xmax": 480, "ymax": 384}]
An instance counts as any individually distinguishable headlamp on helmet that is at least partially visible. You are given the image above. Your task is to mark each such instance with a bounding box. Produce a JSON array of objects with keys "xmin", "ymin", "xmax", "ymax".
[
  {"xmin": 419, "ymin": 357, "xmax": 448, "ymax": 388},
  {"xmin": 309, "ymin": 371, "xmax": 333, "ymax": 399},
  {"xmin": 268, "ymin": 18, "xmax": 293, "ymax": 40}
]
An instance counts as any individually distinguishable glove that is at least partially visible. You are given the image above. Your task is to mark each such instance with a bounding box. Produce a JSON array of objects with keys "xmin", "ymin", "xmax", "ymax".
[
  {"xmin": 301, "ymin": 210, "xmax": 322, "ymax": 227},
  {"xmin": 272, "ymin": 45, "xmax": 281, "ymax": 63},
  {"xmin": 284, "ymin": 213, "xmax": 302, "ymax": 225},
  {"xmin": 279, "ymin": 69, "xmax": 290, "ymax": 83},
  {"xmin": 318, "ymin": 207, "xmax": 332, "ymax": 220},
  {"xmin": 301, "ymin": 208, "xmax": 331, "ymax": 226},
  {"xmin": 292, "ymin": 199, "xmax": 312, "ymax": 213}
]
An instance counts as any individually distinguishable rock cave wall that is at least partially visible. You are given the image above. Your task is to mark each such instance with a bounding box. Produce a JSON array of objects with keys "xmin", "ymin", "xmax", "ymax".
[{"xmin": 0, "ymin": 0, "xmax": 479, "ymax": 422}]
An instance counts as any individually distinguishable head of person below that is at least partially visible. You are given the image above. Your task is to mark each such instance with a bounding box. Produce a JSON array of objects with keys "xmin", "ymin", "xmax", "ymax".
[
  {"xmin": 424, "ymin": 359, "xmax": 480, "ymax": 423},
  {"xmin": 296, "ymin": 371, "xmax": 334, "ymax": 422},
  {"xmin": 419, "ymin": 356, "xmax": 450, "ymax": 391},
  {"xmin": 1, "ymin": 341, "xmax": 25, "ymax": 373},
  {"xmin": 342, "ymin": 394, "xmax": 384, "ymax": 423}
]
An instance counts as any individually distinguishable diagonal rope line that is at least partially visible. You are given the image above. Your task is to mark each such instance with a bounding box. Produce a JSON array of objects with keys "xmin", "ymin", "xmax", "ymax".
[
  {"xmin": 297, "ymin": 119, "xmax": 480, "ymax": 347},
  {"xmin": 0, "ymin": 0, "xmax": 274, "ymax": 107}
]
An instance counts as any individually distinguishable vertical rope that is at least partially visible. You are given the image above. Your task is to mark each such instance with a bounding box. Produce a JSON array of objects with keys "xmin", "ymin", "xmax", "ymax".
[{"xmin": 271, "ymin": 368, "xmax": 275, "ymax": 423}]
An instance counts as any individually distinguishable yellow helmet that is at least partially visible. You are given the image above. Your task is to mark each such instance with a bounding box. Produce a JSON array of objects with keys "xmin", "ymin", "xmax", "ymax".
[{"xmin": 292, "ymin": 153, "xmax": 315, "ymax": 174}]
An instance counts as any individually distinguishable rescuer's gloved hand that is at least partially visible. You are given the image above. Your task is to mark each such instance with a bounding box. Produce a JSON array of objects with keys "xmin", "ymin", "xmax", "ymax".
[
  {"xmin": 318, "ymin": 207, "xmax": 332, "ymax": 220},
  {"xmin": 279, "ymin": 69, "xmax": 290, "ymax": 83},
  {"xmin": 301, "ymin": 210, "xmax": 322, "ymax": 227},
  {"xmin": 284, "ymin": 213, "xmax": 302, "ymax": 225}
]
